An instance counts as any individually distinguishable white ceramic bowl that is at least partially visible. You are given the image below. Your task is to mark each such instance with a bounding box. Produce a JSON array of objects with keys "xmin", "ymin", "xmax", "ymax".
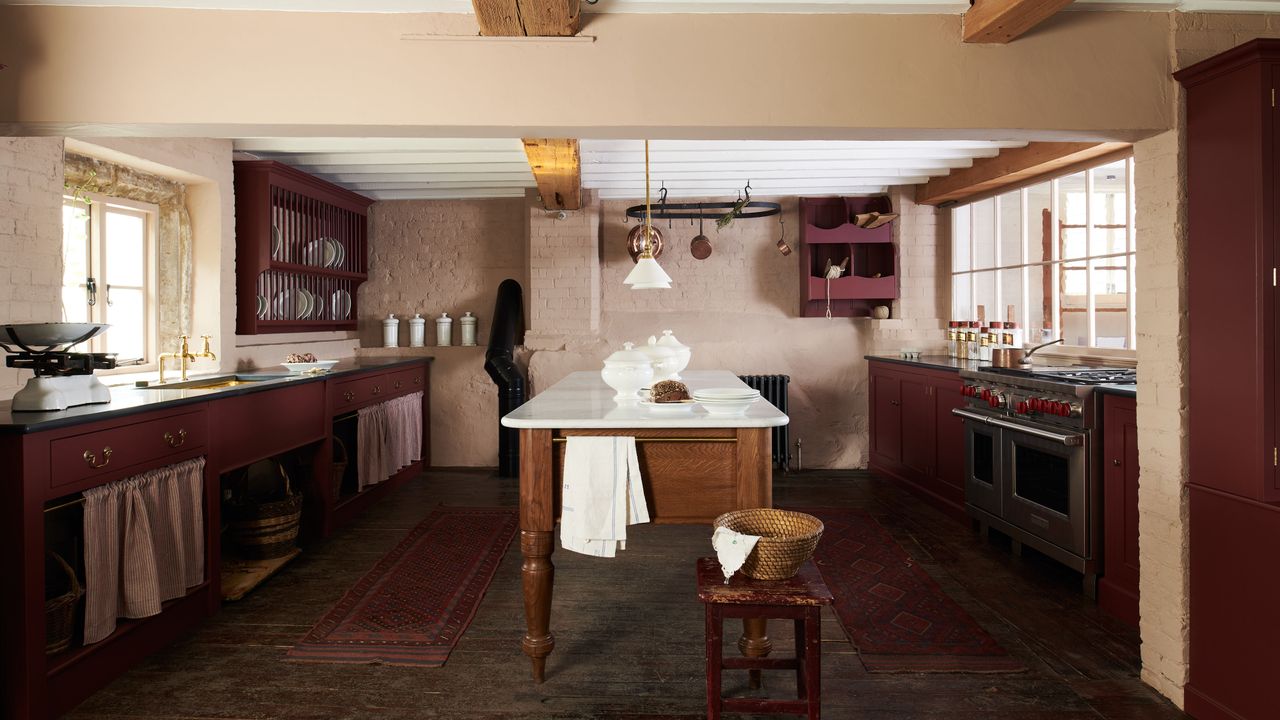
[
  {"xmin": 700, "ymin": 398, "xmax": 758, "ymax": 416},
  {"xmin": 281, "ymin": 360, "xmax": 340, "ymax": 374},
  {"xmin": 693, "ymin": 387, "xmax": 761, "ymax": 401}
]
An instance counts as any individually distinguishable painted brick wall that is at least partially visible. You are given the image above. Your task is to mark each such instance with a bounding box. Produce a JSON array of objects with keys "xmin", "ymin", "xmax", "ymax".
[
  {"xmin": 0, "ymin": 137, "xmax": 66, "ymax": 399},
  {"xmin": 359, "ymin": 197, "xmax": 528, "ymax": 467},
  {"xmin": 527, "ymin": 190, "xmax": 600, "ymax": 341}
]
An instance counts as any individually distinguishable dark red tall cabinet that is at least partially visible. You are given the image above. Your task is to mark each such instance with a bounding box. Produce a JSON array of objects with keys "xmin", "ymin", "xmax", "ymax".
[{"xmin": 1177, "ymin": 39, "xmax": 1280, "ymax": 720}]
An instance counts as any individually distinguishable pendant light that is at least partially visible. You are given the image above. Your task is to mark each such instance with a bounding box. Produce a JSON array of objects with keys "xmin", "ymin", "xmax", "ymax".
[{"xmin": 624, "ymin": 139, "xmax": 672, "ymax": 290}]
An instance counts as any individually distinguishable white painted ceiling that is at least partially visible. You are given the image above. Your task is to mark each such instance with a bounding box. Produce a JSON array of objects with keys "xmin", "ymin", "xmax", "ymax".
[
  {"xmin": 9, "ymin": 0, "xmax": 1280, "ymax": 12},
  {"xmin": 233, "ymin": 137, "xmax": 1028, "ymax": 201}
]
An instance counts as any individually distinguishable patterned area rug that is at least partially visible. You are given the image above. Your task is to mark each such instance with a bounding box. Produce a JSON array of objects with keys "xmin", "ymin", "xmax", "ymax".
[
  {"xmin": 288, "ymin": 506, "xmax": 517, "ymax": 667},
  {"xmin": 801, "ymin": 507, "xmax": 1024, "ymax": 673}
]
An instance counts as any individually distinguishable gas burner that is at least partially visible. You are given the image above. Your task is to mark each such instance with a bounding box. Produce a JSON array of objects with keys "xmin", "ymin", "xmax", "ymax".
[{"xmin": 983, "ymin": 366, "xmax": 1136, "ymax": 386}]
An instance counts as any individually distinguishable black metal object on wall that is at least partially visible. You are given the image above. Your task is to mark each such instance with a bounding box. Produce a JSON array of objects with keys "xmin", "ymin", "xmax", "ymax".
[
  {"xmin": 738, "ymin": 374, "xmax": 791, "ymax": 471},
  {"xmin": 485, "ymin": 279, "xmax": 527, "ymax": 478}
]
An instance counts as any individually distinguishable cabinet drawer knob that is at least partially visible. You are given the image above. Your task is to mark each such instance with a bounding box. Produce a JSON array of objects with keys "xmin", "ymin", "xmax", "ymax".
[
  {"xmin": 372, "ymin": 386, "xmax": 382, "ymax": 396},
  {"xmin": 414, "ymin": 376, "xmax": 422, "ymax": 385},
  {"xmin": 1113, "ymin": 459, "xmax": 1122, "ymax": 467},
  {"xmin": 83, "ymin": 447, "xmax": 112, "ymax": 469},
  {"xmin": 164, "ymin": 429, "xmax": 187, "ymax": 448},
  {"xmin": 343, "ymin": 391, "xmax": 355, "ymax": 402},
  {"xmin": 394, "ymin": 380, "xmax": 403, "ymax": 390}
]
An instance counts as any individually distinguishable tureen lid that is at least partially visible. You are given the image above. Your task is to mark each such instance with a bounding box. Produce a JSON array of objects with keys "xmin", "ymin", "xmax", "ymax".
[
  {"xmin": 638, "ymin": 335, "xmax": 677, "ymax": 360},
  {"xmin": 604, "ymin": 341, "xmax": 651, "ymax": 365},
  {"xmin": 655, "ymin": 329, "xmax": 689, "ymax": 351}
]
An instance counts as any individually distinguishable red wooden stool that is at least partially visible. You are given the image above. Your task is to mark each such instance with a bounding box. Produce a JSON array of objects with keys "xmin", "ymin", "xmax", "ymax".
[{"xmin": 697, "ymin": 557, "xmax": 833, "ymax": 720}]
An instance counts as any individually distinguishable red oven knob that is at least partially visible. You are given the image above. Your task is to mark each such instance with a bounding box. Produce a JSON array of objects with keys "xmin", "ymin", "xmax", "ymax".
[
  {"xmin": 1029, "ymin": 398, "xmax": 1041, "ymax": 412},
  {"xmin": 982, "ymin": 388, "xmax": 992, "ymax": 401},
  {"xmin": 1056, "ymin": 402, "xmax": 1069, "ymax": 416},
  {"xmin": 1016, "ymin": 401, "xmax": 1028, "ymax": 414}
]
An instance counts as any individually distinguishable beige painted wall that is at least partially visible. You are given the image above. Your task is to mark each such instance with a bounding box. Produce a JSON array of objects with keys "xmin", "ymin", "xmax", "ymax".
[
  {"xmin": 358, "ymin": 198, "xmax": 528, "ymax": 467},
  {"xmin": 1, "ymin": 7, "xmax": 1171, "ymax": 139}
]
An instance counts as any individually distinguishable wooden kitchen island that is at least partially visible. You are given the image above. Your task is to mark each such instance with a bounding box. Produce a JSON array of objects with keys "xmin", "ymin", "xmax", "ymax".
[{"xmin": 501, "ymin": 370, "xmax": 789, "ymax": 682}]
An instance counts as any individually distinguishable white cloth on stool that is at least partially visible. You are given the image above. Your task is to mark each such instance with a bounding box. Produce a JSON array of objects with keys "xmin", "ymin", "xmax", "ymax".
[
  {"xmin": 560, "ymin": 436, "xmax": 650, "ymax": 558},
  {"xmin": 711, "ymin": 526, "xmax": 761, "ymax": 581}
]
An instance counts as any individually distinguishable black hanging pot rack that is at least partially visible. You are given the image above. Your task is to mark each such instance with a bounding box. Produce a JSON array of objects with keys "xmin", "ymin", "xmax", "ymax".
[{"xmin": 625, "ymin": 184, "xmax": 782, "ymax": 222}]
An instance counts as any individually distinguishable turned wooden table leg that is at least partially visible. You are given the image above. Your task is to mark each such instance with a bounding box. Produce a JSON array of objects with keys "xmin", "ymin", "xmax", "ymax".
[
  {"xmin": 520, "ymin": 428, "xmax": 556, "ymax": 682},
  {"xmin": 739, "ymin": 618, "xmax": 772, "ymax": 689},
  {"xmin": 521, "ymin": 530, "xmax": 555, "ymax": 682}
]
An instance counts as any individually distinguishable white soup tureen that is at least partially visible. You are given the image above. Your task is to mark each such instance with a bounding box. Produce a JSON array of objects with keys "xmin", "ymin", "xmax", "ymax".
[
  {"xmin": 601, "ymin": 342, "xmax": 654, "ymax": 401},
  {"xmin": 655, "ymin": 330, "xmax": 691, "ymax": 379},
  {"xmin": 639, "ymin": 335, "xmax": 681, "ymax": 383}
]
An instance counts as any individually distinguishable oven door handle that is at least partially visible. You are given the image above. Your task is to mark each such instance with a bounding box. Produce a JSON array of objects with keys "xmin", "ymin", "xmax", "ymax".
[{"xmin": 950, "ymin": 408, "xmax": 1085, "ymax": 447}]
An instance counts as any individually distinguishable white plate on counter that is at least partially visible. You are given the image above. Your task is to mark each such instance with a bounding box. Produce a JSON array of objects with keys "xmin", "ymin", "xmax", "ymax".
[
  {"xmin": 638, "ymin": 399, "xmax": 699, "ymax": 414},
  {"xmin": 281, "ymin": 360, "xmax": 340, "ymax": 374}
]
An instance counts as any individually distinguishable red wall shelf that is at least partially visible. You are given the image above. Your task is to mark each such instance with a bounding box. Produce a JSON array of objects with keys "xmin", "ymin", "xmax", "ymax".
[
  {"xmin": 234, "ymin": 161, "xmax": 374, "ymax": 335},
  {"xmin": 798, "ymin": 196, "xmax": 898, "ymax": 318}
]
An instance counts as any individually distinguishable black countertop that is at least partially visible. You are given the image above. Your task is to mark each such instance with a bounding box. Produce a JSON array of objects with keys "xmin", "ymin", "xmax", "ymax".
[
  {"xmin": 864, "ymin": 354, "xmax": 989, "ymax": 373},
  {"xmin": 1095, "ymin": 383, "xmax": 1138, "ymax": 399},
  {"xmin": 0, "ymin": 356, "xmax": 432, "ymax": 434}
]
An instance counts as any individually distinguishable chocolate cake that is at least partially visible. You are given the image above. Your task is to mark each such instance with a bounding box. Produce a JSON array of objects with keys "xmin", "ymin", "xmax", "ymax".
[{"xmin": 651, "ymin": 380, "xmax": 690, "ymax": 403}]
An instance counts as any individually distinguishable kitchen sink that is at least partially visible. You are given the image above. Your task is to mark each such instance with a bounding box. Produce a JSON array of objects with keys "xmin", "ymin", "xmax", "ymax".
[{"xmin": 141, "ymin": 375, "xmax": 280, "ymax": 391}]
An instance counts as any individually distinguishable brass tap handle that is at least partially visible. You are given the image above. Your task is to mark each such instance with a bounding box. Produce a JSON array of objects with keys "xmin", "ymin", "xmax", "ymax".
[
  {"xmin": 83, "ymin": 447, "xmax": 112, "ymax": 469},
  {"xmin": 164, "ymin": 429, "xmax": 187, "ymax": 448},
  {"xmin": 179, "ymin": 335, "xmax": 190, "ymax": 354}
]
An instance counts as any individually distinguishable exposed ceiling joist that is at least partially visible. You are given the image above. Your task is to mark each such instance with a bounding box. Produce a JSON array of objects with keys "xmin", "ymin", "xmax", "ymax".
[
  {"xmin": 523, "ymin": 138, "xmax": 582, "ymax": 210},
  {"xmin": 472, "ymin": 0, "xmax": 580, "ymax": 36},
  {"xmin": 915, "ymin": 141, "xmax": 1131, "ymax": 206},
  {"xmin": 963, "ymin": 0, "xmax": 1075, "ymax": 43}
]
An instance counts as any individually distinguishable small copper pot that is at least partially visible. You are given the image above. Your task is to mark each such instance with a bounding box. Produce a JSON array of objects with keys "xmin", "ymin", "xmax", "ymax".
[{"xmin": 990, "ymin": 348, "xmax": 1025, "ymax": 368}]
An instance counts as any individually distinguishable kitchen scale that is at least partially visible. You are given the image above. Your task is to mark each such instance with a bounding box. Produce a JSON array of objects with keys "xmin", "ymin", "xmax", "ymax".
[{"xmin": 0, "ymin": 323, "xmax": 117, "ymax": 412}]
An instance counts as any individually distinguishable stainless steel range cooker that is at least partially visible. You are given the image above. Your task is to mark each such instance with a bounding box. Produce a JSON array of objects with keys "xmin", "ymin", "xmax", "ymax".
[{"xmin": 954, "ymin": 365, "xmax": 1137, "ymax": 597}]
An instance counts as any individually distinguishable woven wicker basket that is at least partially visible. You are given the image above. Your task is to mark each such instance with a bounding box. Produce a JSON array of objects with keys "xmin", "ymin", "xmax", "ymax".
[
  {"xmin": 226, "ymin": 463, "xmax": 303, "ymax": 560},
  {"xmin": 45, "ymin": 551, "xmax": 82, "ymax": 655},
  {"xmin": 713, "ymin": 509, "xmax": 824, "ymax": 580},
  {"xmin": 332, "ymin": 436, "xmax": 349, "ymax": 499}
]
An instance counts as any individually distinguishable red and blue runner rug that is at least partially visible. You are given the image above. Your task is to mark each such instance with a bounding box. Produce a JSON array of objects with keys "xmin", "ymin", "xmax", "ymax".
[
  {"xmin": 288, "ymin": 506, "xmax": 517, "ymax": 667},
  {"xmin": 801, "ymin": 507, "xmax": 1025, "ymax": 673}
]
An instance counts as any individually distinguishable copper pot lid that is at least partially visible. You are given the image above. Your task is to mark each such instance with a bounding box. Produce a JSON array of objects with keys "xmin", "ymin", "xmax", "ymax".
[{"xmin": 627, "ymin": 224, "xmax": 664, "ymax": 263}]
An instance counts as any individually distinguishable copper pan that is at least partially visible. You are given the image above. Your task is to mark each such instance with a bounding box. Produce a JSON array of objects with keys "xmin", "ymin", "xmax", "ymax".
[
  {"xmin": 989, "ymin": 348, "xmax": 1025, "ymax": 368},
  {"xmin": 627, "ymin": 224, "xmax": 664, "ymax": 262}
]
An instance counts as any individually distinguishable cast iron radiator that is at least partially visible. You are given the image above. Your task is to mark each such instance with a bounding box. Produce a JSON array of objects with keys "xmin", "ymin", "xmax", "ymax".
[
  {"xmin": 485, "ymin": 279, "xmax": 527, "ymax": 478},
  {"xmin": 738, "ymin": 374, "xmax": 791, "ymax": 471}
]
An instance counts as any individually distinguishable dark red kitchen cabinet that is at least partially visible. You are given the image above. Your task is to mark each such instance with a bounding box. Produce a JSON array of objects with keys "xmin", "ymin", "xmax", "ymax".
[
  {"xmin": 900, "ymin": 374, "xmax": 936, "ymax": 480},
  {"xmin": 869, "ymin": 367, "xmax": 902, "ymax": 465},
  {"xmin": 868, "ymin": 359, "xmax": 966, "ymax": 517},
  {"xmin": 933, "ymin": 377, "xmax": 966, "ymax": 499},
  {"xmin": 1176, "ymin": 40, "xmax": 1280, "ymax": 720},
  {"xmin": 1098, "ymin": 393, "xmax": 1139, "ymax": 629}
]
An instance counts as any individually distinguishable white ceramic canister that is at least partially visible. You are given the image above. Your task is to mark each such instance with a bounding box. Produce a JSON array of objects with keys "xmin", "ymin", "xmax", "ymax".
[
  {"xmin": 382, "ymin": 314, "xmax": 400, "ymax": 348},
  {"xmin": 601, "ymin": 342, "xmax": 654, "ymax": 401},
  {"xmin": 436, "ymin": 312, "xmax": 453, "ymax": 346},
  {"xmin": 639, "ymin": 335, "xmax": 681, "ymax": 382},
  {"xmin": 655, "ymin": 330, "xmax": 691, "ymax": 379},
  {"xmin": 408, "ymin": 313, "xmax": 426, "ymax": 348},
  {"xmin": 460, "ymin": 311, "xmax": 478, "ymax": 346}
]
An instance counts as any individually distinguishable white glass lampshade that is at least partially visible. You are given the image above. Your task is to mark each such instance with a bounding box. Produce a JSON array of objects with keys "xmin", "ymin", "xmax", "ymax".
[{"xmin": 624, "ymin": 255, "xmax": 672, "ymax": 289}]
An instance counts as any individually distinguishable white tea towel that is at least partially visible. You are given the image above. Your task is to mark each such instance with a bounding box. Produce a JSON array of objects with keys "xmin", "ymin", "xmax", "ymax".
[
  {"xmin": 560, "ymin": 436, "xmax": 650, "ymax": 558},
  {"xmin": 711, "ymin": 526, "xmax": 761, "ymax": 581}
]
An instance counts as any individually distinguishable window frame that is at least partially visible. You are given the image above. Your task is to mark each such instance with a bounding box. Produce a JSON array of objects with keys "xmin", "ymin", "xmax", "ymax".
[
  {"xmin": 62, "ymin": 192, "xmax": 160, "ymax": 373},
  {"xmin": 949, "ymin": 154, "xmax": 1136, "ymax": 355}
]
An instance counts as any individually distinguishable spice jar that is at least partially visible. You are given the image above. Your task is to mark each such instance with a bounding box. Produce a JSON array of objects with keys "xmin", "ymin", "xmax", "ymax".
[
  {"xmin": 382, "ymin": 314, "xmax": 400, "ymax": 348},
  {"xmin": 435, "ymin": 312, "xmax": 453, "ymax": 346},
  {"xmin": 460, "ymin": 311, "xmax": 478, "ymax": 346},
  {"xmin": 409, "ymin": 313, "xmax": 426, "ymax": 348}
]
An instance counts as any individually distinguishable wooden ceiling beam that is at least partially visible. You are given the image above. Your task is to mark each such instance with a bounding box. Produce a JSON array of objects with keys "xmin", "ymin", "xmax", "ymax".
[
  {"xmin": 472, "ymin": 0, "xmax": 580, "ymax": 37},
  {"xmin": 916, "ymin": 141, "xmax": 1131, "ymax": 206},
  {"xmin": 963, "ymin": 0, "xmax": 1075, "ymax": 44},
  {"xmin": 523, "ymin": 138, "xmax": 582, "ymax": 210}
]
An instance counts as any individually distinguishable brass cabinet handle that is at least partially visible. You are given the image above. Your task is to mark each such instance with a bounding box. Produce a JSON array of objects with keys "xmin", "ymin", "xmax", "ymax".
[
  {"xmin": 164, "ymin": 429, "xmax": 187, "ymax": 448},
  {"xmin": 394, "ymin": 380, "xmax": 403, "ymax": 390},
  {"xmin": 343, "ymin": 391, "xmax": 355, "ymax": 402},
  {"xmin": 414, "ymin": 376, "xmax": 422, "ymax": 385},
  {"xmin": 889, "ymin": 400, "xmax": 900, "ymax": 406},
  {"xmin": 83, "ymin": 447, "xmax": 112, "ymax": 469},
  {"xmin": 372, "ymin": 386, "xmax": 382, "ymax": 396},
  {"xmin": 1113, "ymin": 459, "xmax": 1122, "ymax": 467}
]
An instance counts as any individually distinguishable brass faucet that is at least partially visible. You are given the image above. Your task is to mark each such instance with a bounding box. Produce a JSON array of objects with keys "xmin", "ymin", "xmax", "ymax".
[{"xmin": 159, "ymin": 335, "xmax": 216, "ymax": 383}]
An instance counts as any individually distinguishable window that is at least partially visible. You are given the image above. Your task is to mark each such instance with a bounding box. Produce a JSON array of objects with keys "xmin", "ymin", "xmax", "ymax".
[
  {"xmin": 950, "ymin": 156, "xmax": 1136, "ymax": 350},
  {"xmin": 61, "ymin": 195, "xmax": 158, "ymax": 368}
]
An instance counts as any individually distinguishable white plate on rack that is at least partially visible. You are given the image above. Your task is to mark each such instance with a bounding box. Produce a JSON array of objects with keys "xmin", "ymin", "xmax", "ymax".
[
  {"xmin": 331, "ymin": 289, "xmax": 352, "ymax": 320},
  {"xmin": 273, "ymin": 289, "xmax": 296, "ymax": 320},
  {"xmin": 297, "ymin": 288, "xmax": 315, "ymax": 320},
  {"xmin": 302, "ymin": 239, "xmax": 326, "ymax": 267},
  {"xmin": 271, "ymin": 226, "xmax": 282, "ymax": 260},
  {"xmin": 320, "ymin": 237, "xmax": 339, "ymax": 268},
  {"xmin": 333, "ymin": 240, "xmax": 345, "ymax": 269},
  {"xmin": 256, "ymin": 295, "xmax": 267, "ymax": 320}
]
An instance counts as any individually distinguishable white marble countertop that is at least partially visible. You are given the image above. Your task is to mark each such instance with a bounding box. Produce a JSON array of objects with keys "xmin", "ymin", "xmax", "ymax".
[{"xmin": 501, "ymin": 370, "xmax": 790, "ymax": 429}]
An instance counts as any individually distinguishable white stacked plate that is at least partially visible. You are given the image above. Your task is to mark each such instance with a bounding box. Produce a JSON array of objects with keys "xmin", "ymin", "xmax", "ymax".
[
  {"xmin": 638, "ymin": 399, "xmax": 698, "ymax": 415},
  {"xmin": 691, "ymin": 387, "xmax": 761, "ymax": 416}
]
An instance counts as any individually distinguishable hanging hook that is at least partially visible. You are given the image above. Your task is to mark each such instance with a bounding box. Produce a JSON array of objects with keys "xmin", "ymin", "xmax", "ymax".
[{"xmin": 744, "ymin": 180, "xmax": 752, "ymax": 203}]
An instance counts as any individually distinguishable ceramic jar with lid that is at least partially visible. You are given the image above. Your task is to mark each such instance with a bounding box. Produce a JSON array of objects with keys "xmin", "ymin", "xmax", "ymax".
[
  {"xmin": 382, "ymin": 314, "xmax": 400, "ymax": 348},
  {"xmin": 639, "ymin": 335, "xmax": 681, "ymax": 382},
  {"xmin": 436, "ymin": 312, "xmax": 453, "ymax": 346},
  {"xmin": 460, "ymin": 311, "xmax": 478, "ymax": 346},
  {"xmin": 601, "ymin": 342, "xmax": 654, "ymax": 401},
  {"xmin": 409, "ymin": 313, "xmax": 426, "ymax": 348},
  {"xmin": 655, "ymin": 329, "xmax": 691, "ymax": 379}
]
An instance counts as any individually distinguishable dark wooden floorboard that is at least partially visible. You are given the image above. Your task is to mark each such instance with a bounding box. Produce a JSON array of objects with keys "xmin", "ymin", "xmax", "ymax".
[{"xmin": 66, "ymin": 469, "xmax": 1186, "ymax": 720}]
